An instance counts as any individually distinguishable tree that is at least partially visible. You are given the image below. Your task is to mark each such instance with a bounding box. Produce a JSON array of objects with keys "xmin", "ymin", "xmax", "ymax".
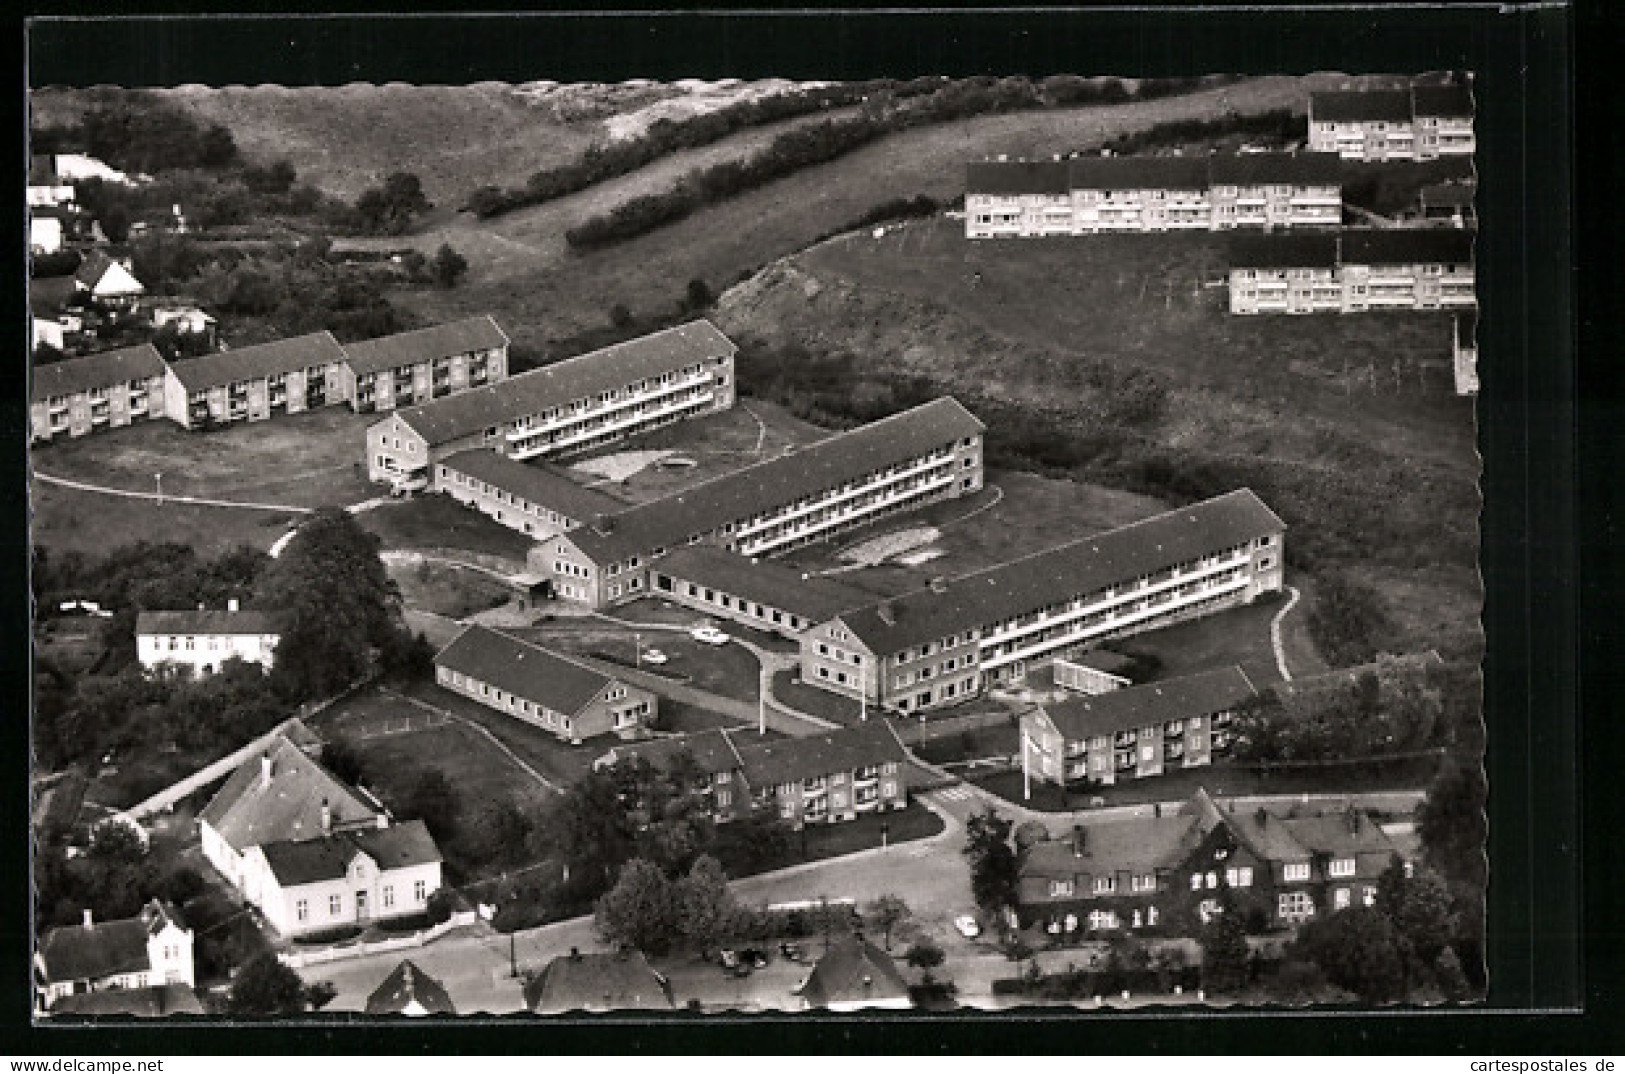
[
  {"xmin": 1199, "ymin": 912, "xmax": 1250, "ymax": 995},
  {"xmin": 595, "ymin": 858, "xmax": 677, "ymax": 954},
  {"xmin": 1296, "ymin": 907, "xmax": 1410, "ymax": 1003},
  {"xmin": 99, "ymin": 202, "xmax": 131, "ymax": 244},
  {"xmin": 684, "ymin": 277, "xmax": 714, "ymax": 311},
  {"xmin": 864, "ymin": 894, "xmax": 912, "ymax": 952},
  {"xmin": 903, "ymin": 938, "xmax": 945, "ymax": 972},
  {"xmin": 355, "ymin": 172, "xmax": 430, "ymax": 234},
  {"xmin": 1417, "ymin": 757, "xmax": 1488, "ymax": 898},
  {"xmin": 1387, "ymin": 864, "xmax": 1458, "ymax": 966},
  {"xmin": 962, "ymin": 808, "xmax": 1020, "ymax": 917},
  {"xmin": 431, "ymin": 244, "xmax": 468, "ymax": 288},
  {"xmin": 463, "ymin": 797, "xmax": 533, "ymax": 873},
  {"xmin": 671, "ymin": 855, "xmax": 734, "ymax": 954},
  {"xmin": 199, "ymin": 124, "xmax": 239, "ymax": 168},
  {"xmin": 226, "ymin": 953, "xmax": 329, "ymax": 1016}
]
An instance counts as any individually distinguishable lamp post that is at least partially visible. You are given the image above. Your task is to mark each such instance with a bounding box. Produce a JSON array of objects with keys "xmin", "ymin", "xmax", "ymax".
[
  {"xmin": 154, "ymin": 472, "xmax": 163, "ymax": 506},
  {"xmin": 634, "ymin": 631, "xmax": 641, "ymax": 668}
]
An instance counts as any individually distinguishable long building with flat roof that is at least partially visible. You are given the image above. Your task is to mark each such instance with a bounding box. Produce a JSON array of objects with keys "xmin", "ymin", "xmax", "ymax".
[
  {"xmin": 537, "ymin": 397, "xmax": 986, "ymax": 609},
  {"xmin": 365, "ymin": 320, "xmax": 737, "ymax": 487},
  {"xmin": 798, "ymin": 488, "xmax": 1286, "ymax": 714}
]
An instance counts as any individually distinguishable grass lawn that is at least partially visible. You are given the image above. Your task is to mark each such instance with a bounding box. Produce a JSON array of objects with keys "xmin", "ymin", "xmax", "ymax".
[
  {"xmin": 771, "ymin": 668, "xmax": 867, "ymax": 724},
  {"xmin": 388, "ymin": 560, "xmax": 514, "ymax": 619},
  {"xmin": 657, "ymin": 699, "xmax": 758, "ymax": 735},
  {"xmin": 335, "ymin": 716, "xmax": 554, "ymax": 813},
  {"xmin": 1109, "ymin": 594, "xmax": 1292, "ymax": 689},
  {"xmin": 717, "ymin": 802, "xmax": 945, "ymax": 879},
  {"xmin": 914, "ymin": 723, "xmax": 1020, "ymax": 766},
  {"xmin": 31, "ymin": 482, "xmax": 303, "ymax": 558},
  {"xmin": 359, "ymin": 493, "xmax": 536, "ymax": 560},
  {"xmin": 403, "ymin": 682, "xmax": 603, "ymax": 790}
]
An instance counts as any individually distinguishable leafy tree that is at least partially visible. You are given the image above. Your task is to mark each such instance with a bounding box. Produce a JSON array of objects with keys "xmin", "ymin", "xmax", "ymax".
[
  {"xmin": 431, "ymin": 244, "xmax": 468, "ymax": 288},
  {"xmin": 1432, "ymin": 946, "xmax": 1472, "ymax": 1000},
  {"xmin": 671, "ymin": 855, "xmax": 734, "ymax": 954},
  {"xmin": 99, "ymin": 202, "xmax": 131, "ymax": 244},
  {"xmin": 903, "ymin": 938, "xmax": 945, "ymax": 972},
  {"xmin": 464, "ymin": 797, "xmax": 534, "ymax": 873},
  {"xmin": 683, "ymin": 277, "xmax": 714, "ymax": 311},
  {"xmin": 1385, "ymin": 863, "xmax": 1458, "ymax": 966},
  {"xmin": 864, "ymin": 894, "xmax": 912, "ymax": 952},
  {"xmin": 1296, "ymin": 907, "xmax": 1410, "ymax": 1003},
  {"xmin": 1417, "ymin": 757, "xmax": 1488, "ymax": 898},
  {"xmin": 355, "ymin": 172, "xmax": 430, "ymax": 234},
  {"xmin": 962, "ymin": 808, "xmax": 1020, "ymax": 916},
  {"xmin": 226, "ymin": 953, "xmax": 328, "ymax": 1016},
  {"xmin": 536, "ymin": 767, "xmax": 636, "ymax": 895},
  {"xmin": 1199, "ymin": 912, "xmax": 1250, "ymax": 994},
  {"xmin": 595, "ymin": 858, "xmax": 677, "ymax": 955},
  {"xmin": 199, "ymin": 124, "xmax": 239, "ymax": 168}
]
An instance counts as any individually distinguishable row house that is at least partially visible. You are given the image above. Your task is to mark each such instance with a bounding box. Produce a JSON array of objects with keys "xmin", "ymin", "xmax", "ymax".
[
  {"xmin": 161, "ymin": 331, "xmax": 349, "ymax": 430},
  {"xmin": 600, "ymin": 720, "xmax": 911, "ymax": 828},
  {"xmin": 540, "ymin": 397, "xmax": 985, "ymax": 609},
  {"xmin": 1418, "ymin": 180, "xmax": 1476, "ymax": 227},
  {"xmin": 799, "ymin": 488, "xmax": 1285, "ymax": 714},
  {"xmin": 1307, "ymin": 82, "xmax": 1475, "ymax": 161},
  {"xmin": 340, "ymin": 315, "xmax": 510, "ymax": 414},
  {"xmin": 365, "ymin": 320, "xmax": 737, "ymax": 488},
  {"xmin": 646, "ymin": 544, "xmax": 876, "ymax": 642},
  {"xmin": 135, "ymin": 600, "xmax": 282, "ymax": 678},
  {"xmin": 30, "ymin": 343, "xmax": 168, "ymax": 442},
  {"xmin": 36, "ymin": 902, "xmax": 194, "ymax": 1010},
  {"xmin": 1020, "ymin": 665, "xmax": 1259, "ymax": 787},
  {"xmin": 965, "ymin": 152, "xmax": 1343, "ymax": 238},
  {"xmin": 434, "ymin": 449, "xmax": 626, "ymax": 541},
  {"xmin": 1017, "ymin": 788, "xmax": 1406, "ymax": 936},
  {"xmin": 433, "ymin": 624, "xmax": 656, "ymax": 743},
  {"xmin": 1227, "ymin": 228, "xmax": 1476, "ymax": 314}
]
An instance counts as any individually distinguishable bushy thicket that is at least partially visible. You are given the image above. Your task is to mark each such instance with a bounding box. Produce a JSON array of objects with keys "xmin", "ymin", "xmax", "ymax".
[
  {"xmin": 1099, "ymin": 108, "xmax": 1306, "ymax": 156},
  {"xmin": 1341, "ymin": 157, "xmax": 1477, "ymax": 218},
  {"xmin": 39, "ymin": 92, "xmax": 239, "ymax": 175}
]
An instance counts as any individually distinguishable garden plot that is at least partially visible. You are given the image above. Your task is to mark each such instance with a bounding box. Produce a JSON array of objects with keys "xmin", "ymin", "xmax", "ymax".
[{"xmin": 838, "ymin": 526, "xmax": 941, "ymax": 567}]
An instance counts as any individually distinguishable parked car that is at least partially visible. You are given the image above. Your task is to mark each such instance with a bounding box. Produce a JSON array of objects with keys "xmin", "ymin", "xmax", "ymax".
[
  {"xmin": 640, "ymin": 648, "xmax": 669, "ymax": 665},
  {"xmin": 954, "ymin": 914, "xmax": 982, "ymax": 939},
  {"xmin": 690, "ymin": 625, "xmax": 731, "ymax": 646},
  {"xmin": 738, "ymin": 948, "xmax": 771, "ymax": 969},
  {"xmin": 718, "ymin": 948, "xmax": 751, "ymax": 977},
  {"xmin": 779, "ymin": 942, "xmax": 806, "ymax": 963}
]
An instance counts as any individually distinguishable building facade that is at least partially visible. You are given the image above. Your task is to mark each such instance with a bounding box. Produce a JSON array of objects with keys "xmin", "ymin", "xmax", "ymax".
[
  {"xmin": 135, "ymin": 603, "xmax": 281, "ymax": 678},
  {"xmin": 161, "ymin": 331, "xmax": 349, "ymax": 430},
  {"xmin": 646, "ymin": 545, "xmax": 875, "ymax": 641},
  {"xmin": 1307, "ymin": 83, "xmax": 1475, "ymax": 161},
  {"xmin": 965, "ymin": 153, "xmax": 1343, "ymax": 238},
  {"xmin": 340, "ymin": 316, "xmax": 510, "ymax": 414},
  {"xmin": 30, "ymin": 343, "xmax": 169, "ymax": 443},
  {"xmin": 1228, "ymin": 229, "xmax": 1476, "ymax": 315},
  {"xmin": 73, "ymin": 252, "xmax": 145, "ymax": 310},
  {"xmin": 433, "ymin": 449, "xmax": 626, "ymax": 540},
  {"xmin": 1453, "ymin": 312, "xmax": 1479, "ymax": 396},
  {"xmin": 800, "ymin": 489, "xmax": 1285, "ymax": 714},
  {"xmin": 36, "ymin": 902, "xmax": 194, "ymax": 1008},
  {"xmin": 244, "ymin": 821, "xmax": 443, "ymax": 939},
  {"xmin": 539, "ymin": 397, "xmax": 985, "ymax": 609},
  {"xmin": 365, "ymin": 320, "xmax": 738, "ymax": 487},
  {"xmin": 434, "ymin": 625, "xmax": 656, "ymax": 743}
]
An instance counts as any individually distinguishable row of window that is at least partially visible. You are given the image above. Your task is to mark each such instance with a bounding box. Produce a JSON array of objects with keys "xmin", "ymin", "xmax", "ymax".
[
  {"xmin": 444, "ymin": 669, "xmax": 576, "ymax": 736},
  {"xmin": 293, "ymin": 880, "xmax": 427, "ymax": 922},
  {"xmin": 660, "ymin": 579, "xmax": 812, "ymax": 632}
]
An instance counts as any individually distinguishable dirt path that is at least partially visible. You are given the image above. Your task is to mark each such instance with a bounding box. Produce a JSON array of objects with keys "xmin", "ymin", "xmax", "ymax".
[
  {"xmin": 33, "ymin": 470, "xmax": 316, "ymax": 514},
  {"xmin": 1269, "ymin": 585, "xmax": 1304, "ymax": 682}
]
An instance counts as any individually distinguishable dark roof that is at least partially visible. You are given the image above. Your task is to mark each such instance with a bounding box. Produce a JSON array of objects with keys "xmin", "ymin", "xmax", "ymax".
[
  {"xmin": 31, "ymin": 344, "xmax": 168, "ymax": 402},
  {"xmin": 439, "ymin": 449, "xmax": 625, "ymax": 523},
  {"xmin": 259, "ymin": 821, "xmax": 441, "ymax": 887},
  {"xmin": 1022, "ymin": 815, "xmax": 1200, "ymax": 881},
  {"xmin": 38, "ymin": 902, "xmax": 185, "ymax": 985},
  {"xmin": 1279, "ymin": 811, "xmax": 1399, "ymax": 866},
  {"xmin": 198, "ymin": 732, "xmax": 380, "ymax": 853},
  {"xmin": 166, "ymin": 331, "xmax": 348, "ymax": 392},
  {"xmin": 965, "ymin": 159, "xmax": 1068, "ymax": 196},
  {"xmin": 1039, "ymin": 665, "xmax": 1259, "ymax": 740},
  {"xmin": 30, "ymin": 154, "xmax": 58, "ymax": 184},
  {"xmin": 1207, "ymin": 152, "xmax": 1342, "ymax": 187},
  {"xmin": 366, "ymin": 960, "xmax": 457, "ymax": 1016},
  {"xmin": 650, "ymin": 545, "xmax": 876, "ymax": 624},
  {"xmin": 837, "ymin": 489, "xmax": 1285, "ymax": 655},
  {"xmin": 1411, "ymin": 83, "xmax": 1474, "ymax": 118},
  {"xmin": 1227, "ymin": 232, "xmax": 1340, "ymax": 269},
  {"xmin": 1309, "ymin": 88, "xmax": 1413, "ymax": 123},
  {"xmin": 1068, "ymin": 154, "xmax": 1212, "ymax": 191},
  {"xmin": 74, "ymin": 251, "xmax": 131, "ymax": 289},
  {"xmin": 30, "ymin": 276, "xmax": 78, "ymax": 315},
  {"xmin": 1340, "ymin": 227, "xmax": 1474, "ymax": 266},
  {"xmin": 565, "ymin": 397, "xmax": 985, "ymax": 564},
  {"xmin": 733, "ymin": 720, "xmax": 909, "ymax": 788},
  {"xmin": 135, "ymin": 608, "xmax": 284, "ymax": 637},
  {"xmin": 531, "ymin": 950, "xmax": 674, "ymax": 1013},
  {"xmin": 393, "ymin": 320, "xmax": 737, "ymax": 446},
  {"xmin": 341, "ymin": 316, "xmax": 509, "ymax": 375},
  {"xmin": 51, "ymin": 984, "xmax": 205, "ymax": 1017},
  {"xmin": 1192, "ymin": 788, "xmax": 1314, "ymax": 864},
  {"xmin": 798, "ymin": 937, "xmax": 910, "ymax": 1008},
  {"xmin": 434, "ymin": 625, "xmax": 615, "ymax": 715},
  {"xmin": 609, "ymin": 727, "xmax": 744, "ymax": 777}
]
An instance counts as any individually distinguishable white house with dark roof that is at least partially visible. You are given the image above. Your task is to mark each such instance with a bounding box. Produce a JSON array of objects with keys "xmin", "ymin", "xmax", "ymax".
[
  {"xmin": 365, "ymin": 320, "xmax": 737, "ymax": 487},
  {"xmin": 161, "ymin": 330, "xmax": 349, "ymax": 429},
  {"xmin": 36, "ymin": 901, "xmax": 194, "ymax": 1009},
  {"xmin": 433, "ymin": 624, "xmax": 656, "ymax": 742},
  {"xmin": 30, "ymin": 343, "xmax": 170, "ymax": 442},
  {"xmin": 799, "ymin": 489, "xmax": 1285, "ymax": 713},
  {"xmin": 135, "ymin": 600, "xmax": 282, "ymax": 678},
  {"xmin": 245, "ymin": 819, "xmax": 442, "ymax": 938},
  {"xmin": 340, "ymin": 315, "xmax": 510, "ymax": 414},
  {"xmin": 73, "ymin": 252, "xmax": 145, "ymax": 310},
  {"xmin": 539, "ymin": 397, "xmax": 985, "ymax": 609}
]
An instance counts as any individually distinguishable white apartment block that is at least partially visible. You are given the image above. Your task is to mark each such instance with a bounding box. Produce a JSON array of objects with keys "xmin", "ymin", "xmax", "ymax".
[
  {"xmin": 1307, "ymin": 83, "xmax": 1475, "ymax": 161},
  {"xmin": 366, "ymin": 320, "xmax": 737, "ymax": 488},
  {"xmin": 162, "ymin": 331, "xmax": 350, "ymax": 430},
  {"xmin": 1227, "ymin": 229, "xmax": 1475, "ymax": 315},
  {"xmin": 31, "ymin": 344, "xmax": 169, "ymax": 443}
]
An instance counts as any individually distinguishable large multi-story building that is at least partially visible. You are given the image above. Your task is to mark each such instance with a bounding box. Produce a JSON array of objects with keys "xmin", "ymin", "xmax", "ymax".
[
  {"xmin": 646, "ymin": 545, "xmax": 877, "ymax": 641},
  {"xmin": 1227, "ymin": 228, "xmax": 1476, "ymax": 314},
  {"xmin": 30, "ymin": 343, "xmax": 169, "ymax": 443},
  {"xmin": 965, "ymin": 153, "xmax": 1343, "ymax": 238},
  {"xmin": 1020, "ymin": 665, "xmax": 1260, "ymax": 787},
  {"xmin": 365, "ymin": 320, "xmax": 738, "ymax": 487},
  {"xmin": 161, "ymin": 331, "xmax": 350, "ymax": 430},
  {"xmin": 340, "ymin": 316, "xmax": 510, "ymax": 414},
  {"xmin": 539, "ymin": 397, "xmax": 986, "ymax": 609},
  {"xmin": 798, "ymin": 488, "xmax": 1285, "ymax": 714},
  {"xmin": 1307, "ymin": 82, "xmax": 1475, "ymax": 161},
  {"xmin": 433, "ymin": 449, "xmax": 626, "ymax": 541}
]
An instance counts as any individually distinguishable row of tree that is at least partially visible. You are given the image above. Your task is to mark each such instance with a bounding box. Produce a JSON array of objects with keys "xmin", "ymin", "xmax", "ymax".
[{"xmin": 35, "ymin": 93, "xmax": 238, "ymax": 175}]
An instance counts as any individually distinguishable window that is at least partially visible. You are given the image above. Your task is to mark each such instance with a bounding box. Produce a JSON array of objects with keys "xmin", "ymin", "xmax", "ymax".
[
  {"xmin": 414, "ymin": 880, "xmax": 427, "ymax": 903},
  {"xmin": 383, "ymin": 886, "xmax": 395, "ymax": 909},
  {"xmin": 329, "ymin": 894, "xmax": 342, "ymax": 916},
  {"xmin": 1333, "ymin": 887, "xmax": 1352, "ymax": 910},
  {"xmin": 1225, "ymin": 866, "xmax": 1254, "ymax": 888},
  {"xmin": 1278, "ymin": 892, "xmax": 1315, "ymax": 920},
  {"xmin": 1283, "ymin": 861, "xmax": 1311, "ymax": 883},
  {"xmin": 296, "ymin": 899, "xmax": 308, "ymax": 922},
  {"xmin": 1361, "ymin": 885, "xmax": 1378, "ymax": 907},
  {"xmin": 1092, "ymin": 875, "xmax": 1116, "ymax": 895},
  {"xmin": 1328, "ymin": 858, "xmax": 1356, "ymax": 878},
  {"xmin": 1130, "ymin": 873, "xmax": 1157, "ymax": 894},
  {"xmin": 1088, "ymin": 909, "xmax": 1118, "ymax": 931}
]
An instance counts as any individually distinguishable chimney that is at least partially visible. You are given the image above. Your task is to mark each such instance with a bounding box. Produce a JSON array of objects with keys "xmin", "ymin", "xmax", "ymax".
[
  {"xmin": 321, "ymin": 798, "xmax": 332, "ymax": 835},
  {"xmin": 877, "ymin": 601, "xmax": 896, "ymax": 626},
  {"xmin": 259, "ymin": 753, "xmax": 273, "ymax": 788},
  {"xmin": 1255, "ymin": 808, "xmax": 1268, "ymax": 827},
  {"xmin": 1071, "ymin": 824, "xmax": 1086, "ymax": 857},
  {"xmin": 82, "ymin": 909, "xmax": 94, "ymax": 929},
  {"xmin": 227, "ymin": 598, "xmax": 239, "ymax": 613},
  {"xmin": 569, "ymin": 947, "xmax": 582, "ymax": 962},
  {"xmin": 928, "ymin": 577, "xmax": 948, "ymax": 594}
]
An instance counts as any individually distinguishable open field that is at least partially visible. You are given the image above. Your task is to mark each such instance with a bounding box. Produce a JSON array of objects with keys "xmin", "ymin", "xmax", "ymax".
[
  {"xmin": 402, "ymin": 681, "xmax": 604, "ymax": 789},
  {"xmin": 387, "ymin": 560, "xmax": 513, "ymax": 619},
  {"xmin": 30, "ymin": 483, "xmax": 302, "ymax": 558},
  {"xmin": 358, "ymin": 493, "xmax": 536, "ymax": 559}
]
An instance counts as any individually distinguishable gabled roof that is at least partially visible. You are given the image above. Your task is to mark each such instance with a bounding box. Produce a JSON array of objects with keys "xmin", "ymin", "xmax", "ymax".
[
  {"xmin": 1207, "ymin": 152, "xmax": 1342, "ymax": 187},
  {"xmin": 564, "ymin": 397, "xmax": 986, "ymax": 564},
  {"xmin": 165, "ymin": 331, "xmax": 347, "ymax": 393},
  {"xmin": 1227, "ymin": 232, "xmax": 1341, "ymax": 270},
  {"xmin": 31, "ymin": 344, "xmax": 168, "ymax": 402},
  {"xmin": 136, "ymin": 608, "xmax": 284, "ymax": 638},
  {"xmin": 1309, "ymin": 88, "xmax": 1413, "ymax": 123},
  {"xmin": 609, "ymin": 727, "xmax": 744, "ymax": 777},
  {"xmin": 1279, "ymin": 811, "xmax": 1399, "ymax": 867},
  {"xmin": 1195, "ymin": 791, "xmax": 1314, "ymax": 864},
  {"xmin": 732, "ymin": 720, "xmax": 909, "ymax": 788},
  {"xmin": 438, "ymin": 449, "xmax": 625, "ymax": 523},
  {"xmin": 259, "ymin": 820, "xmax": 441, "ymax": 887},
  {"xmin": 198, "ymin": 732, "xmax": 380, "ymax": 854},
  {"xmin": 1340, "ymin": 227, "xmax": 1474, "ymax": 266},
  {"xmin": 1068, "ymin": 154, "xmax": 1212, "ymax": 191},
  {"xmin": 837, "ymin": 489, "xmax": 1285, "ymax": 656},
  {"xmin": 531, "ymin": 950, "xmax": 674, "ymax": 1013},
  {"xmin": 433, "ymin": 625, "xmax": 615, "ymax": 715},
  {"xmin": 1411, "ymin": 83, "xmax": 1474, "ymax": 118},
  {"xmin": 38, "ymin": 902, "xmax": 185, "ymax": 985},
  {"xmin": 798, "ymin": 937, "xmax": 910, "ymax": 1008},
  {"xmin": 393, "ymin": 320, "xmax": 737, "ymax": 447},
  {"xmin": 1022, "ymin": 815, "xmax": 1200, "ymax": 881},
  {"xmin": 30, "ymin": 154, "xmax": 58, "ymax": 184},
  {"xmin": 341, "ymin": 316, "xmax": 510, "ymax": 375},
  {"xmin": 1039, "ymin": 665, "xmax": 1258, "ymax": 741},
  {"xmin": 650, "ymin": 545, "xmax": 876, "ymax": 624},
  {"xmin": 965, "ymin": 159, "xmax": 1069, "ymax": 196},
  {"xmin": 50, "ymin": 983, "xmax": 205, "ymax": 1017},
  {"xmin": 74, "ymin": 251, "xmax": 136, "ymax": 290},
  {"xmin": 366, "ymin": 960, "xmax": 457, "ymax": 1016}
]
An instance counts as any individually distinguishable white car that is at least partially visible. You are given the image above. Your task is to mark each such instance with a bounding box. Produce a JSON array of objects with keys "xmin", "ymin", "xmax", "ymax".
[
  {"xmin": 640, "ymin": 648, "xmax": 669, "ymax": 666},
  {"xmin": 954, "ymin": 915, "xmax": 982, "ymax": 939},
  {"xmin": 690, "ymin": 626, "xmax": 731, "ymax": 646}
]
